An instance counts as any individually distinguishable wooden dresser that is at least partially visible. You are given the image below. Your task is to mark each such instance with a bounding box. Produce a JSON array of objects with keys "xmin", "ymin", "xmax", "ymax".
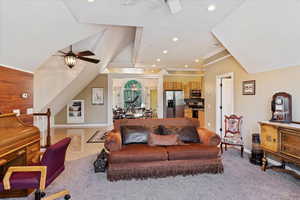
[
  {"xmin": 0, "ymin": 113, "xmax": 40, "ymax": 198},
  {"xmin": 259, "ymin": 121, "xmax": 300, "ymax": 175}
]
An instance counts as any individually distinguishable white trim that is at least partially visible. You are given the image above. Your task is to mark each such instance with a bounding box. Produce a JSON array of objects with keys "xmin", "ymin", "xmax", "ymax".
[
  {"xmin": 0, "ymin": 64, "xmax": 34, "ymax": 74},
  {"xmin": 243, "ymin": 148, "xmax": 300, "ymax": 174},
  {"xmin": 54, "ymin": 123, "xmax": 108, "ymax": 128},
  {"xmin": 107, "ymin": 74, "xmax": 113, "ymax": 126},
  {"xmin": 165, "ymin": 67, "xmax": 203, "ymax": 72},
  {"xmin": 203, "ymin": 47, "xmax": 226, "ymax": 59},
  {"xmin": 203, "ymin": 55, "xmax": 231, "ymax": 67}
]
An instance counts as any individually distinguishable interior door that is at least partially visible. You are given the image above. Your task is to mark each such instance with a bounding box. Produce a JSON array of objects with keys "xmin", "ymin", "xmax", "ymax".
[{"xmin": 216, "ymin": 74, "xmax": 234, "ymax": 137}]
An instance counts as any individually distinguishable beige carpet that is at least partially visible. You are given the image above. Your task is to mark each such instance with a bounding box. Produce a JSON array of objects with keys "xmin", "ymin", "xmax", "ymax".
[{"xmin": 8, "ymin": 150, "xmax": 300, "ymax": 200}]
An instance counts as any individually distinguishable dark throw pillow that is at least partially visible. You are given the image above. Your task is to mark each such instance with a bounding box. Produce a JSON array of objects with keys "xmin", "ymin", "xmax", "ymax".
[
  {"xmin": 121, "ymin": 126, "xmax": 152, "ymax": 145},
  {"xmin": 179, "ymin": 126, "xmax": 200, "ymax": 143},
  {"xmin": 160, "ymin": 125, "xmax": 200, "ymax": 143}
]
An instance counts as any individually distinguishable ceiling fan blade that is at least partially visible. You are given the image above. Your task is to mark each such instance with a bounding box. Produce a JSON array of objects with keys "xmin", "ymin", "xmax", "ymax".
[
  {"xmin": 58, "ymin": 50, "xmax": 67, "ymax": 55},
  {"xmin": 76, "ymin": 50, "xmax": 95, "ymax": 57},
  {"xmin": 77, "ymin": 56, "xmax": 100, "ymax": 64}
]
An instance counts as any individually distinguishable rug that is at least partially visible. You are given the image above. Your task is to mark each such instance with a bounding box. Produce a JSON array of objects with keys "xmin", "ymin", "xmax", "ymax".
[
  {"xmin": 7, "ymin": 150, "xmax": 300, "ymax": 200},
  {"xmin": 87, "ymin": 129, "xmax": 109, "ymax": 143}
]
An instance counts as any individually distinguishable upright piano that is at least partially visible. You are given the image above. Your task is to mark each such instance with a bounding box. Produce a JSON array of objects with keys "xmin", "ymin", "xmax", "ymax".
[{"xmin": 0, "ymin": 113, "xmax": 40, "ymax": 198}]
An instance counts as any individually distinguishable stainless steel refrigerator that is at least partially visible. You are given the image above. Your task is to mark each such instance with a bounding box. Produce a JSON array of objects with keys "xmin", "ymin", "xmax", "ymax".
[{"xmin": 163, "ymin": 91, "xmax": 185, "ymax": 118}]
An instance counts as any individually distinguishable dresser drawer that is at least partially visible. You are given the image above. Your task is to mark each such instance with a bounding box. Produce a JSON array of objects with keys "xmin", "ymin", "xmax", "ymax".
[{"xmin": 280, "ymin": 129, "xmax": 300, "ymax": 159}]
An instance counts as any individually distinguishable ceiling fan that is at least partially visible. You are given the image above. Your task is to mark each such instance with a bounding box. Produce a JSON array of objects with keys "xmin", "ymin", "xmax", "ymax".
[{"xmin": 58, "ymin": 45, "xmax": 100, "ymax": 69}]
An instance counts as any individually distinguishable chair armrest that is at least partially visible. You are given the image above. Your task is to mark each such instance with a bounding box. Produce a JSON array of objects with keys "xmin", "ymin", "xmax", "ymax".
[
  {"xmin": 42, "ymin": 190, "xmax": 70, "ymax": 200},
  {"xmin": 31, "ymin": 151, "xmax": 44, "ymax": 164},
  {"xmin": 104, "ymin": 131, "xmax": 122, "ymax": 152},
  {"xmin": 3, "ymin": 166, "xmax": 47, "ymax": 191},
  {"xmin": 197, "ymin": 128, "xmax": 221, "ymax": 146}
]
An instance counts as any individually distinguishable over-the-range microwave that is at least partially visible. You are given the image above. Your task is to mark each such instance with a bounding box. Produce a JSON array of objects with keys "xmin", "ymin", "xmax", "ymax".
[{"xmin": 190, "ymin": 90, "xmax": 201, "ymax": 98}]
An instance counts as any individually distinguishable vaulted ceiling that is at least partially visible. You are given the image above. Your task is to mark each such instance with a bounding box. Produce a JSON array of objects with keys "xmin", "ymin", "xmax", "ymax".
[
  {"xmin": 213, "ymin": 0, "xmax": 300, "ymax": 73},
  {"xmin": 1, "ymin": 0, "xmax": 299, "ymax": 74}
]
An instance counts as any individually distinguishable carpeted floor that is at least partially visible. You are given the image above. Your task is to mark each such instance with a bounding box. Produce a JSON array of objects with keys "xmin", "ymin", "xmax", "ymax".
[{"xmin": 8, "ymin": 150, "xmax": 300, "ymax": 200}]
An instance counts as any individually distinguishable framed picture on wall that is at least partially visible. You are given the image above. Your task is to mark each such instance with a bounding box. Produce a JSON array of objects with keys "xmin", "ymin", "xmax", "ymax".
[
  {"xmin": 67, "ymin": 100, "xmax": 84, "ymax": 123},
  {"xmin": 92, "ymin": 87, "xmax": 104, "ymax": 105},
  {"xmin": 242, "ymin": 80, "xmax": 256, "ymax": 95}
]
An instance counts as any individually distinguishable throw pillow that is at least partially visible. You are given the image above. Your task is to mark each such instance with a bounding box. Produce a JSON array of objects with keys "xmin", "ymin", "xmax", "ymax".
[
  {"xmin": 160, "ymin": 125, "xmax": 200, "ymax": 143},
  {"xmin": 121, "ymin": 126, "xmax": 151, "ymax": 145},
  {"xmin": 148, "ymin": 133, "xmax": 184, "ymax": 146}
]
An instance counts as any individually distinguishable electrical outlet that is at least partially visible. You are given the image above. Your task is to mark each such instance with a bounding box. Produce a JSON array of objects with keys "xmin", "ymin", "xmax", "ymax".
[
  {"xmin": 27, "ymin": 108, "xmax": 33, "ymax": 114},
  {"xmin": 207, "ymin": 122, "xmax": 211, "ymax": 127}
]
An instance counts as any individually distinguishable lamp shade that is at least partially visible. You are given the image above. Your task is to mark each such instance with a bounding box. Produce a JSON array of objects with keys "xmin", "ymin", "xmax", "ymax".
[{"xmin": 64, "ymin": 54, "xmax": 77, "ymax": 68}]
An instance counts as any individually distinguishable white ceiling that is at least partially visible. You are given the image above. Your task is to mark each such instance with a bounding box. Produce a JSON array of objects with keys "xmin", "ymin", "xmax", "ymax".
[
  {"xmin": 213, "ymin": 0, "xmax": 300, "ymax": 73},
  {"xmin": 3, "ymin": 0, "xmax": 298, "ymax": 74},
  {"xmin": 62, "ymin": 0, "xmax": 245, "ymax": 69},
  {"xmin": 0, "ymin": 0, "xmax": 246, "ymax": 72},
  {"xmin": 0, "ymin": 0, "xmax": 105, "ymax": 72}
]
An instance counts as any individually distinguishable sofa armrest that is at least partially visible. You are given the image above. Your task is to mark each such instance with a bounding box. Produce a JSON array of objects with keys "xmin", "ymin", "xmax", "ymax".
[
  {"xmin": 104, "ymin": 131, "xmax": 122, "ymax": 152},
  {"xmin": 197, "ymin": 128, "xmax": 221, "ymax": 146}
]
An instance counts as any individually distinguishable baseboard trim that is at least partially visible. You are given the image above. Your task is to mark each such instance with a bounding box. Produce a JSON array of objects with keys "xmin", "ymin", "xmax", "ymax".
[{"xmin": 54, "ymin": 123, "xmax": 109, "ymax": 128}]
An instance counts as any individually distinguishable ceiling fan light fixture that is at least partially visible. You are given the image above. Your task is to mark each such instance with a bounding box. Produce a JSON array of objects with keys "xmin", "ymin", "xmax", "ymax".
[
  {"xmin": 208, "ymin": 4, "xmax": 216, "ymax": 11},
  {"xmin": 64, "ymin": 54, "xmax": 77, "ymax": 68},
  {"xmin": 172, "ymin": 37, "xmax": 179, "ymax": 42}
]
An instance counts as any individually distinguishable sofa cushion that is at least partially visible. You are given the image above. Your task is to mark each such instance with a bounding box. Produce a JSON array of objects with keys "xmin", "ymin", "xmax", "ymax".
[
  {"xmin": 121, "ymin": 126, "xmax": 151, "ymax": 145},
  {"xmin": 148, "ymin": 133, "xmax": 183, "ymax": 146},
  {"xmin": 109, "ymin": 144, "xmax": 168, "ymax": 164},
  {"xmin": 166, "ymin": 144, "xmax": 219, "ymax": 160},
  {"xmin": 160, "ymin": 126, "xmax": 200, "ymax": 143}
]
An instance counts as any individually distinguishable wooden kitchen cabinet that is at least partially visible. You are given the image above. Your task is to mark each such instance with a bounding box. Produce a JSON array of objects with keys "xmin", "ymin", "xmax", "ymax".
[
  {"xmin": 184, "ymin": 108, "xmax": 205, "ymax": 128},
  {"xmin": 183, "ymin": 84, "xmax": 190, "ymax": 99},
  {"xmin": 164, "ymin": 81, "xmax": 183, "ymax": 90},
  {"xmin": 189, "ymin": 81, "xmax": 202, "ymax": 90},
  {"xmin": 184, "ymin": 108, "xmax": 192, "ymax": 118},
  {"xmin": 198, "ymin": 111, "xmax": 205, "ymax": 128}
]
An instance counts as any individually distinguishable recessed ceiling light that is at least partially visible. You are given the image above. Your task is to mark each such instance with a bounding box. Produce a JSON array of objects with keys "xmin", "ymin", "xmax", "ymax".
[
  {"xmin": 208, "ymin": 4, "xmax": 216, "ymax": 11},
  {"xmin": 88, "ymin": 0, "xmax": 95, "ymax": 2},
  {"xmin": 152, "ymin": 64, "xmax": 156, "ymax": 67},
  {"xmin": 163, "ymin": 50, "xmax": 168, "ymax": 54},
  {"xmin": 156, "ymin": 58, "xmax": 161, "ymax": 62},
  {"xmin": 172, "ymin": 37, "xmax": 179, "ymax": 42},
  {"xmin": 195, "ymin": 59, "xmax": 200, "ymax": 63},
  {"xmin": 184, "ymin": 64, "xmax": 188, "ymax": 68}
]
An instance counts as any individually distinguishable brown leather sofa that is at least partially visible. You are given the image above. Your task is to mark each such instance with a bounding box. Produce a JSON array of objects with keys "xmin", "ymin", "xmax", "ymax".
[{"xmin": 104, "ymin": 118, "xmax": 223, "ymax": 181}]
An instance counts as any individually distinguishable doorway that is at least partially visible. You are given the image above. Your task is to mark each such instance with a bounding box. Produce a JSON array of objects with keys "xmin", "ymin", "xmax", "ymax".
[{"xmin": 216, "ymin": 73, "xmax": 234, "ymax": 138}]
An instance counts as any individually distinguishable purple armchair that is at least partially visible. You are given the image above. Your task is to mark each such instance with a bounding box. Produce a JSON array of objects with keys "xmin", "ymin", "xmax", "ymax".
[{"xmin": 0, "ymin": 137, "xmax": 71, "ymax": 200}]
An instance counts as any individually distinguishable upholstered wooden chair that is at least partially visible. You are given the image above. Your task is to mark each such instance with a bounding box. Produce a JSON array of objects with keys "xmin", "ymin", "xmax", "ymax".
[
  {"xmin": 0, "ymin": 137, "xmax": 71, "ymax": 200},
  {"xmin": 220, "ymin": 115, "xmax": 244, "ymax": 157}
]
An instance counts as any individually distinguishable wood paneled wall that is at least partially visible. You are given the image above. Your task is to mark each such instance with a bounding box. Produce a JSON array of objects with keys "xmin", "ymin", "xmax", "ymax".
[{"xmin": 0, "ymin": 66, "xmax": 33, "ymax": 124}]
